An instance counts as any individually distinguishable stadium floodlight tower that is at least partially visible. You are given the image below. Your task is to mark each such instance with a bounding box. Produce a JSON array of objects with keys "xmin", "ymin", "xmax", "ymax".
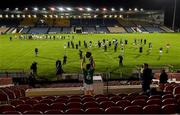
[
  {"xmin": 50, "ymin": 7, "xmax": 55, "ymax": 11},
  {"xmin": 172, "ymin": 0, "xmax": 177, "ymax": 30},
  {"xmin": 5, "ymin": 8, "xmax": 10, "ymax": 11},
  {"xmin": 15, "ymin": 8, "xmax": 19, "ymax": 11},
  {"xmin": 66, "ymin": 7, "xmax": 72, "ymax": 11},
  {"xmin": 111, "ymin": 8, "xmax": 115, "ymax": 11},
  {"xmin": 134, "ymin": 8, "xmax": 138, "ymax": 11},
  {"xmin": 24, "ymin": 8, "xmax": 28, "ymax": 11},
  {"xmin": 78, "ymin": 7, "xmax": 83, "ymax": 11}
]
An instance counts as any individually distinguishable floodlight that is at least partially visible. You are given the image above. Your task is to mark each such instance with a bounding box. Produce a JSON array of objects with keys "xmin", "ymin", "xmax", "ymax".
[
  {"xmin": 109, "ymin": 15, "xmax": 112, "ymax": 18},
  {"xmin": 96, "ymin": 8, "xmax": 99, "ymax": 11},
  {"xmin": 103, "ymin": 15, "xmax": 107, "ymax": 18},
  {"xmin": 60, "ymin": 16, "xmax": 64, "ymax": 18},
  {"xmin": 140, "ymin": 8, "xmax": 144, "ymax": 11},
  {"xmin": 5, "ymin": 15, "xmax": 8, "ymax": 18},
  {"xmin": 0, "ymin": 14, "xmax": 2, "ymax": 18},
  {"xmin": 119, "ymin": 15, "xmax": 122, "ymax": 18},
  {"xmin": 78, "ymin": 16, "xmax": 81, "ymax": 18},
  {"xmin": 58, "ymin": 7, "xmax": 64, "ymax": 11},
  {"xmin": 50, "ymin": 7, "xmax": 55, "ymax": 11},
  {"xmin": 114, "ymin": 15, "xmax": 117, "ymax": 18},
  {"xmin": 34, "ymin": 7, "xmax": 38, "ymax": 11},
  {"xmin": 111, "ymin": 8, "xmax": 115, "ymax": 11},
  {"xmin": 94, "ymin": 15, "xmax": 97, "ymax": 18},
  {"xmin": 24, "ymin": 8, "xmax": 28, "ymax": 11},
  {"xmin": 5, "ymin": 8, "xmax": 10, "ymax": 11},
  {"xmin": 103, "ymin": 8, "xmax": 107, "ymax": 11},
  {"xmin": 86, "ymin": 7, "xmax": 92, "ymax": 11},
  {"xmin": 28, "ymin": 15, "xmax": 31, "ymax": 18},
  {"xmin": 33, "ymin": 15, "xmax": 37, "ymax": 18},
  {"xmin": 134, "ymin": 8, "xmax": 138, "ymax": 11},
  {"xmin": 54, "ymin": 15, "xmax": 58, "ymax": 18},
  {"xmin": 66, "ymin": 7, "xmax": 72, "ymax": 11},
  {"xmin": 129, "ymin": 8, "xmax": 132, "ymax": 11},
  {"xmin": 17, "ymin": 15, "xmax": 20, "ymax": 18},
  {"xmin": 42, "ymin": 8, "xmax": 46, "ymax": 11},
  {"xmin": 78, "ymin": 7, "xmax": 83, "ymax": 11},
  {"xmin": 15, "ymin": 8, "xmax": 18, "ymax": 11},
  {"xmin": 120, "ymin": 8, "xmax": 124, "ymax": 11},
  {"xmin": 49, "ymin": 15, "xmax": 53, "ymax": 18},
  {"xmin": 22, "ymin": 15, "xmax": 25, "ymax": 18},
  {"xmin": 44, "ymin": 15, "xmax": 47, "ymax": 18}
]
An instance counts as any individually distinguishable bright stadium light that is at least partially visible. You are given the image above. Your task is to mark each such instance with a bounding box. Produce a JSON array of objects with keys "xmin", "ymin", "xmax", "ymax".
[
  {"xmin": 0, "ymin": 14, "xmax": 2, "ymax": 18},
  {"xmin": 111, "ymin": 8, "xmax": 115, "ymax": 11},
  {"xmin": 109, "ymin": 15, "xmax": 112, "ymax": 18},
  {"xmin": 96, "ymin": 8, "xmax": 99, "ymax": 11},
  {"xmin": 58, "ymin": 7, "xmax": 65, "ymax": 11},
  {"xmin": 49, "ymin": 15, "xmax": 53, "ymax": 18},
  {"xmin": 34, "ymin": 7, "xmax": 38, "ymax": 11},
  {"xmin": 140, "ymin": 8, "xmax": 144, "ymax": 11},
  {"xmin": 103, "ymin": 15, "xmax": 107, "ymax": 18},
  {"xmin": 129, "ymin": 8, "xmax": 132, "ymax": 11},
  {"xmin": 28, "ymin": 15, "xmax": 31, "ymax": 18},
  {"xmin": 50, "ymin": 7, "xmax": 55, "ymax": 11},
  {"xmin": 42, "ymin": 8, "xmax": 46, "ymax": 11},
  {"xmin": 78, "ymin": 7, "xmax": 83, "ymax": 11},
  {"xmin": 78, "ymin": 16, "xmax": 81, "ymax": 18},
  {"xmin": 24, "ymin": 8, "xmax": 28, "ymax": 11},
  {"xmin": 5, "ymin": 15, "xmax": 8, "ymax": 18},
  {"xmin": 134, "ymin": 8, "xmax": 138, "ymax": 11},
  {"xmin": 44, "ymin": 15, "xmax": 47, "ymax": 18},
  {"xmin": 66, "ymin": 7, "xmax": 72, "ymax": 11},
  {"xmin": 86, "ymin": 7, "xmax": 92, "ymax": 11},
  {"xmin": 15, "ymin": 8, "xmax": 19, "ymax": 11},
  {"xmin": 94, "ymin": 15, "xmax": 97, "ymax": 18},
  {"xmin": 119, "ymin": 15, "xmax": 123, "ymax": 18},
  {"xmin": 103, "ymin": 8, "xmax": 107, "ymax": 11},
  {"xmin": 5, "ymin": 8, "xmax": 10, "ymax": 11},
  {"xmin": 33, "ymin": 15, "xmax": 37, "ymax": 18},
  {"xmin": 54, "ymin": 15, "xmax": 58, "ymax": 18},
  {"xmin": 17, "ymin": 15, "xmax": 20, "ymax": 18},
  {"xmin": 120, "ymin": 8, "xmax": 124, "ymax": 11},
  {"xmin": 114, "ymin": 15, "xmax": 117, "ymax": 18},
  {"xmin": 22, "ymin": 15, "xmax": 25, "ymax": 18}
]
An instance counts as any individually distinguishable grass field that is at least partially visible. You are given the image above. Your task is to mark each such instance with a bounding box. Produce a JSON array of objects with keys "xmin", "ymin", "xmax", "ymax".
[{"xmin": 0, "ymin": 33, "xmax": 180, "ymax": 81}]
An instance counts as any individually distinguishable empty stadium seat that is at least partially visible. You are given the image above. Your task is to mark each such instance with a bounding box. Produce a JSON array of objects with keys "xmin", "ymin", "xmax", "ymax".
[
  {"xmin": 99, "ymin": 101, "xmax": 115, "ymax": 110},
  {"xmin": 0, "ymin": 105, "xmax": 16, "ymax": 113},
  {"xmin": 81, "ymin": 97, "xmax": 95, "ymax": 103},
  {"xmin": 143, "ymin": 104, "xmax": 161, "ymax": 114},
  {"xmin": 10, "ymin": 100, "xmax": 25, "ymax": 106},
  {"xmin": 116, "ymin": 100, "xmax": 131, "ymax": 108},
  {"xmin": 161, "ymin": 104, "xmax": 177, "ymax": 114},
  {"xmin": 162, "ymin": 98, "xmax": 176, "ymax": 105},
  {"xmin": 85, "ymin": 108, "xmax": 104, "ymax": 114},
  {"xmin": 66, "ymin": 108, "xmax": 84, "ymax": 114},
  {"xmin": 33, "ymin": 103, "xmax": 49, "ymax": 112},
  {"xmin": 0, "ymin": 91, "xmax": 9, "ymax": 103},
  {"xmin": 146, "ymin": 99, "xmax": 161, "ymax": 105},
  {"xmin": 162, "ymin": 94, "xmax": 174, "ymax": 99},
  {"xmin": 124, "ymin": 105, "xmax": 143, "ymax": 114},
  {"xmin": 50, "ymin": 102, "xmax": 66, "ymax": 111},
  {"xmin": 2, "ymin": 111, "xmax": 21, "ymax": 114},
  {"xmin": 39, "ymin": 99, "xmax": 53, "ymax": 105},
  {"xmin": 25, "ymin": 99, "xmax": 39, "ymax": 105},
  {"xmin": 105, "ymin": 106, "xmax": 124, "ymax": 114},
  {"xmin": 66, "ymin": 102, "xmax": 82, "ymax": 109},
  {"xmin": 44, "ymin": 110, "xmax": 64, "ymax": 114},
  {"xmin": 15, "ymin": 104, "xmax": 33, "ymax": 113},
  {"xmin": 173, "ymin": 86, "xmax": 180, "ymax": 95},
  {"xmin": 131, "ymin": 99, "xmax": 146, "ymax": 107},
  {"xmin": 149, "ymin": 95, "xmax": 161, "ymax": 99},
  {"xmin": 23, "ymin": 110, "xmax": 43, "ymax": 114},
  {"xmin": 109, "ymin": 96, "xmax": 122, "ymax": 103},
  {"xmin": 83, "ymin": 102, "xmax": 99, "ymax": 110}
]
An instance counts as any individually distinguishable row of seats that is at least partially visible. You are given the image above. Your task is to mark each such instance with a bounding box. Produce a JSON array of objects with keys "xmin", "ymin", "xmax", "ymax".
[{"xmin": 0, "ymin": 103, "xmax": 178, "ymax": 114}]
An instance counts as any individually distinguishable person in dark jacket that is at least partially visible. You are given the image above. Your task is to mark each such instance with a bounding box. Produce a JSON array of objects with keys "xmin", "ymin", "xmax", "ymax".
[
  {"xmin": 56, "ymin": 60, "xmax": 64, "ymax": 80},
  {"xmin": 141, "ymin": 63, "xmax": 152, "ymax": 92},
  {"xmin": 159, "ymin": 69, "xmax": 168, "ymax": 90},
  {"xmin": 30, "ymin": 61, "xmax": 37, "ymax": 75}
]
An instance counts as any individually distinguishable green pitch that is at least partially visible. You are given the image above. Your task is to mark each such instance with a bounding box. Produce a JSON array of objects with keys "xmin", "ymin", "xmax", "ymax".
[{"xmin": 0, "ymin": 33, "xmax": 180, "ymax": 81}]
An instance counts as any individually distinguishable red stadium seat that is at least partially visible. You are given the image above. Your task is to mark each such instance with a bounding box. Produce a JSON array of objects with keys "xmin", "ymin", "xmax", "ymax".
[
  {"xmin": 33, "ymin": 103, "xmax": 49, "ymax": 112},
  {"xmin": 2, "ymin": 111, "xmax": 21, "ymax": 114},
  {"xmin": 96, "ymin": 97, "xmax": 109, "ymax": 103},
  {"xmin": 143, "ymin": 104, "xmax": 161, "ymax": 114},
  {"xmin": 107, "ymin": 94, "xmax": 117, "ymax": 98},
  {"xmin": 164, "ymin": 85, "xmax": 174, "ymax": 93},
  {"xmin": 65, "ymin": 108, "xmax": 84, "ymax": 114},
  {"xmin": 109, "ymin": 96, "xmax": 122, "ymax": 103},
  {"xmin": 66, "ymin": 102, "xmax": 82, "ymax": 109},
  {"xmin": 11, "ymin": 100, "xmax": 25, "ymax": 106},
  {"xmin": 83, "ymin": 102, "xmax": 99, "ymax": 110},
  {"xmin": 161, "ymin": 104, "xmax": 177, "ymax": 114},
  {"xmin": 68, "ymin": 98, "xmax": 81, "ymax": 103},
  {"xmin": 81, "ymin": 95, "xmax": 93, "ymax": 99},
  {"xmin": 105, "ymin": 106, "xmax": 123, "ymax": 114},
  {"xmin": 173, "ymin": 86, "xmax": 180, "ymax": 95},
  {"xmin": 94, "ymin": 94, "xmax": 106, "ymax": 99},
  {"xmin": 15, "ymin": 104, "xmax": 33, "ymax": 113},
  {"xmin": 44, "ymin": 96, "xmax": 56, "ymax": 100},
  {"xmin": 174, "ymin": 94, "xmax": 180, "ymax": 101},
  {"xmin": 99, "ymin": 101, "xmax": 115, "ymax": 110},
  {"xmin": 44, "ymin": 110, "xmax": 64, "ymax": 114},
  {"xmin": 162, "ymin": 98, "xmax": 176, "ymax": 105},
  {"xmin": 69, "ymin": 95, "xmax": 81, "ymax": 98},
  {"xmin": 124, "ymin": 105, "xmax": 143, "ymax": 114},
  {"xmin": 131, "ymin": 99, "xmax": 146, "ymax": 107},
  {"xmin": 1, "ymin": 88, "xmax": 15, "ymax": 100},
  {"xmin": 146, "ymin": 99, "xmax": 161, "ymax": 105},
  {"xmin": 50, "ymin": 102, "xmax": 66, "ymax": 111},
  {"xmin": 149, "ymin": 95, "xmax": 161, "ymax": 100},
  {"xmin": 81, "ymin": 97, "xmax": 95, "ymax": 103},
  {"xmin": 0, "ymin": 105, "xmax": 15, "ymax": 113},
  {"xmin": 0, "ymin": 91, "xmax": 9, "ymax": 102},
  {"xmin": 25, "ymin": 99, "xmax": 38, "ymax": 105},
  {"xmin": 116, "ymin": 100, "xmax": 131, "ymax": 108},
  {"xmin": 39, "ymin": 99, "xmax": 53, "ymax": 105},
  {"xmin": 54, "ymin": 98, "xmax": 67, "ymax": 103},
  {"xmin": 23, "ymin": 110, "xmax": 43, "ymax": 114},
  {"xmin": 85, "ymin": 108, "xmax": 104, "ymax": 114},
  {"xmin": 135, "ymin": 95, "xmax": 149, "ymax": 100},
  {"xmin": 162, "ymin": 94, "xmax": 174, "ymax": 99}
]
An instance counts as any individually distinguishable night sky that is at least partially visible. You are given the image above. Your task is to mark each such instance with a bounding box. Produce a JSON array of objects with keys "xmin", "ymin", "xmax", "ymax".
[{"xmin": 0, "ymin": 0, "xmax": 179, "ymax": 28}]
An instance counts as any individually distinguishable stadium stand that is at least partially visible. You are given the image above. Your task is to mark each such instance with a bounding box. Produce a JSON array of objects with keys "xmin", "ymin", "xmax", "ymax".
[
  {"xmin": 21, "ymin": 27, "xmax": 30, "ymax": 34},
  {"xmin": 28, "ymin": 27, "xmax": 49, "ymax": 34},
  {"xmin": 107, "ymin": 27, "xmax": 126, "ymax": 33},
  {"xmin": 96, "ymin": 26, "xmax": 109, "ymax": 33},
  {"xmin": 82, "ymin": 27, "xmax": 96, "ymax": 33},
  {"xmin": 54, "ymin": 19, "xmax": 70, "ymax": 27},
  {"xmin": 61, "ymin": 27, "xmax": 72, "ymax": 33},
  {"xmin": 0, "ymin": 27, "xmax": 9, "ymax": 34},
  {"xmin": 48, "ymin": 27, "xmax": 62, "ymax": 34},
  {"xmin": 20, "ymin": 18, "xmax": 38, "ymax": 26}
]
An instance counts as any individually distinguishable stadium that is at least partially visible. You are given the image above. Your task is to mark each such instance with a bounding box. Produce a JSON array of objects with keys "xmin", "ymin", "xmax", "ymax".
[{"xmin": 0, "ymin": 0, "xmax": 180, "ymax": 114}]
